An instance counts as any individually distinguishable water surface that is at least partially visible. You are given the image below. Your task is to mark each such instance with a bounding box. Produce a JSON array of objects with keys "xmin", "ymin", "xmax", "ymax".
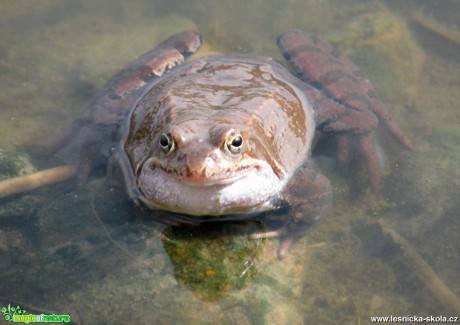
[{"xmin": 1, "ymin": 0, "xmax": 459, "ymax": 324}]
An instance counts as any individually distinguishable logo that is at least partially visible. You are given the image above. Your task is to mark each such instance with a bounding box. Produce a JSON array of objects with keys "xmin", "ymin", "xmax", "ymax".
[{"xmin": 1, "ymin": 304, "xmax": 71, "ymax": 323}]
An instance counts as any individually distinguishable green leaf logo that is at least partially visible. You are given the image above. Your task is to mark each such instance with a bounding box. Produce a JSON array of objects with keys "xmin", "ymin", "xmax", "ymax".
[{"xmin": 1, "ymin": 303, "xmax": 26, "ymax": 322}]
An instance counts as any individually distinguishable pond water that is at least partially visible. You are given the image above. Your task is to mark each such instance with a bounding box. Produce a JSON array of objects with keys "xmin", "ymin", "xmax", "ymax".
[{"xmin": 1, "ymin": 0, "xmax": 459, "ymax": 324}]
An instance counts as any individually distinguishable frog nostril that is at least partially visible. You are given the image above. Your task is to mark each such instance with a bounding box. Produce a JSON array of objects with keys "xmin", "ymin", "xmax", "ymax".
[{"xmin": 211, "ymin": 154, "xmax": 218, "ymax": 162}]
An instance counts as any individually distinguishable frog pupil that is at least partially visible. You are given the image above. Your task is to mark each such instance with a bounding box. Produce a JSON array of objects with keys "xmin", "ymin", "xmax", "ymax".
[
  {"xmin": 231, "ymin": 136, "xmax": 243, "ymax": 147},
  {"xmin": 160, "ymin": 134, "xmax": 170, "ymax": 148}
]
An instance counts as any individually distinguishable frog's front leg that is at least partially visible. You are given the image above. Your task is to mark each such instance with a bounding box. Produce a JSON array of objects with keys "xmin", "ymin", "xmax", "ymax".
[{"xmin": 251, "ymin": 167, "xmax": 332, "ymax": 259}]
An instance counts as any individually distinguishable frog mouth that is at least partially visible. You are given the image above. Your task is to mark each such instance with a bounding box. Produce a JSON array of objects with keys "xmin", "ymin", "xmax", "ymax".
[
  {"xmin": 136, "ymin": 157, "xmax": 284, "ymax": 216},
  {"xmin": 147, "ymin": 159, "xmax": 262, "ymax": 186}
]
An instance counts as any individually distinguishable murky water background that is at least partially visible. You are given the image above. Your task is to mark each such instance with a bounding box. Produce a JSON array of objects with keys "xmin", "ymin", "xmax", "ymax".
[{"xmin": 1, "ymin": 0, "xmax": 459, "ymax": 324}]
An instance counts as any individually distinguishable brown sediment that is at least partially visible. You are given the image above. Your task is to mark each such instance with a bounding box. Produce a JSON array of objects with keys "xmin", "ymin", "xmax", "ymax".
[
  {"xmin": 412, "ymin": 11, "xmax": 460, "ymax": 46},
  {"xmin": 377, "ymin": 219, "xmax": 460, "ymax": 314},
  {"xmin": 0, "ymin": 165, "xmax": 76, "ymax": 199}
]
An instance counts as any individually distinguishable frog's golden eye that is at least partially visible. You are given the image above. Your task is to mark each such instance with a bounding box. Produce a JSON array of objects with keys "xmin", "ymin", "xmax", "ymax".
[
  {"xmin": 159, "ymin": 132, "xmax": 175, "ymax": 154},
  {"xmin": 225, "ymin": 133, "xmax": 244, "ymax": 154}
]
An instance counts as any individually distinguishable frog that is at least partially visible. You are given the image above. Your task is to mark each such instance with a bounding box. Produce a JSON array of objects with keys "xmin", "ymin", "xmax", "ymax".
[{"xmin": 53, "ymin": 30, "xmax": 413, "ymax": 258}]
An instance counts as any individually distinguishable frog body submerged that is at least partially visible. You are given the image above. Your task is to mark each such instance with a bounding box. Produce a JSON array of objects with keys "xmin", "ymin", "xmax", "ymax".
[{"xmin": 56, "ymin": 30, "xmax": 412, "ymax": 258}]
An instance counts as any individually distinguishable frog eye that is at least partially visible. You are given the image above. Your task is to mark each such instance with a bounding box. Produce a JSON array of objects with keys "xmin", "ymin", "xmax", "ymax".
[
  {"xmin": 225, "ymin": 133, "xmax": 244, "ymax": 154},
  {"xmin": 159, "ymin": 132, "xmax": 175, "ymax": 154}
]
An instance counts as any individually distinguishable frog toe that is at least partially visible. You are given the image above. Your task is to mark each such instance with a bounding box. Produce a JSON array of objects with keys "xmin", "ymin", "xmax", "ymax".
[
  {"xmin": 336, "ymin": 133, "xmax": 381, "ymax": 192},
  {"xmin": 249, "ymin": 227, "xmax": 294, "ymax": 259}
]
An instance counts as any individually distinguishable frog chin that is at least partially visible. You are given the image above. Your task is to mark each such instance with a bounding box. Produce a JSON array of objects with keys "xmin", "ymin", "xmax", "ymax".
[{"xmin": 137, "ymin": 160, "xmax": 286, "ymax": 216}]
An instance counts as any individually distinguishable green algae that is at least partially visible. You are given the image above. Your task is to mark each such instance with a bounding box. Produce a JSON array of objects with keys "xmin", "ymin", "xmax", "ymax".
[
  {"xmin": 0, "ymin": 149, "xmax": 36, "ymax": 181},
  {"xmin": 162, "ymin": 224, "xmax": 264, "ymax": 302},
  {"xmin": 0, "ymin": 149, "xmax": 39, "ymax": 218}
]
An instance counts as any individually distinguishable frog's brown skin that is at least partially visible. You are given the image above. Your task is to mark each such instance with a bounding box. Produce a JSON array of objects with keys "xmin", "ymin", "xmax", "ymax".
[{"xmin": 55, "ymin": 30, "xmax": 412, "ymax": 259}]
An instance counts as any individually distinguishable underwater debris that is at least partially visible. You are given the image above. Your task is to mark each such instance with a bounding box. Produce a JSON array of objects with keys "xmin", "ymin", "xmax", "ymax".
[
  {"xmin": 377, "ymin": 219, "xmax": 460, "ymax": 314},
  {"xmin": 412, "ymin": 11, "xmax": 460, "ymax": 47},
  {"xmin": 0, "ymin": 165, "xmax": 76, "ymax": 199}
]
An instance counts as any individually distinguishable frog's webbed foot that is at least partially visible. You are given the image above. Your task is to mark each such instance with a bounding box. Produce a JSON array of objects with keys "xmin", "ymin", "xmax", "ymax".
[
  {"xmin": 251, "ymin": 169, "xmax": 332, "ymax": 259},
  {"xmin": 277, "ymin": 29, "xmax": 413, "ymax": 192},
  {"xmin": 52, "ymin": 31, "xmax": 203, "ymax": 185}
]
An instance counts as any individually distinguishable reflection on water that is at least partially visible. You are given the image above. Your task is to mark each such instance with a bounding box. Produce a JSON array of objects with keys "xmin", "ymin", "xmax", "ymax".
[{"xmin": 0, "ymin": 0, "xmax": 459, "ymax": 323}]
